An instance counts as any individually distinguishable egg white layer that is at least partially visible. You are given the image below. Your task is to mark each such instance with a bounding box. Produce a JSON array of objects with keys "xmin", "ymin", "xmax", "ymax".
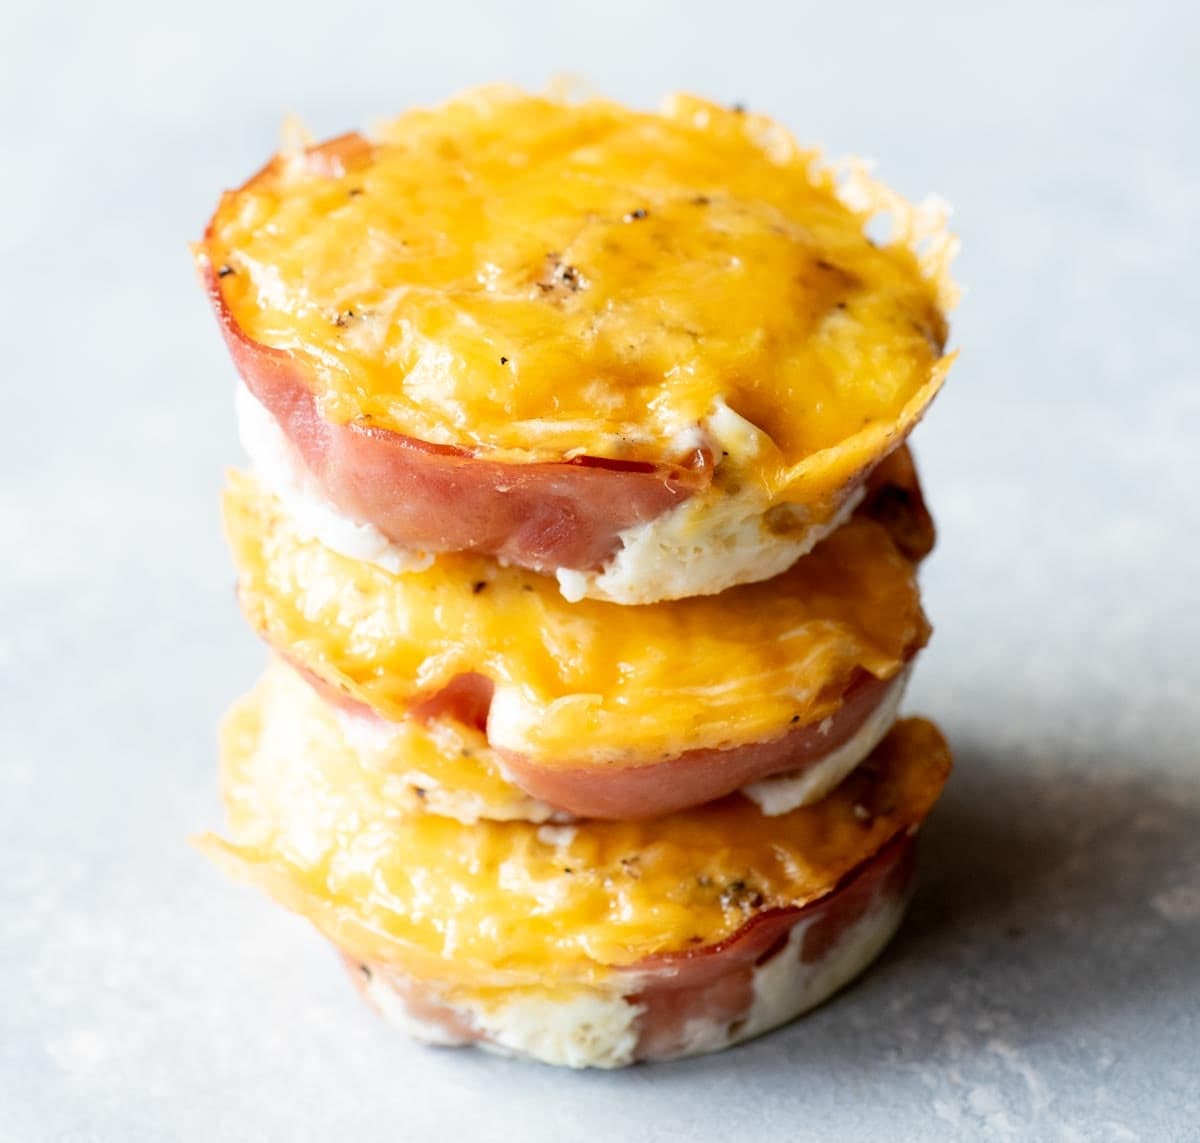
[{"xmin": 743, "ymin": 667, "xmax": 910, "ymax": 817}]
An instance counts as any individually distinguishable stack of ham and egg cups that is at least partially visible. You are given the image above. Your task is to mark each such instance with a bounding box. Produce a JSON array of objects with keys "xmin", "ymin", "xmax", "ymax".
[{"xmin": 196, "ymin": 88, "xmax": 958, "ymax": 1068}]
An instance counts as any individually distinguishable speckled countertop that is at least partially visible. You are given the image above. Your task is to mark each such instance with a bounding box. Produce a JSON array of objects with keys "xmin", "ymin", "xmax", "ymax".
[{"xmin": 2, "ymin": 1, "xmax": 1197, "ymax": 1139}]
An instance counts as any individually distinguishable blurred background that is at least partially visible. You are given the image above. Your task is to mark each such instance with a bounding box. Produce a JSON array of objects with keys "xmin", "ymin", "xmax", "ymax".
[{"xmin": 2, "ymin": 1, "xmax": 1197, "ymax": 1139}]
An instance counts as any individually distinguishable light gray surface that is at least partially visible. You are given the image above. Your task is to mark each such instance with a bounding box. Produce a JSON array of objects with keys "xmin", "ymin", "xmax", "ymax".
[{"xmin": 2, "ymin": 1, "xmax": 1198, "ymax": 1139}]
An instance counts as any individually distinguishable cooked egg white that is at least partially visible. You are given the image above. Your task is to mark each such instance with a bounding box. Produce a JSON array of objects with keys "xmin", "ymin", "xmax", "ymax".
[
  {"xmin": 557, "ymin": 402, "xmax": 865, "ymax": 604},
  {"xmin": 743, "ymin": 667, "xmax": 911, "ymax": 817},
  {"xmin": 736, "ymin": 872, "xmax": 909, "ymax": 1047}
]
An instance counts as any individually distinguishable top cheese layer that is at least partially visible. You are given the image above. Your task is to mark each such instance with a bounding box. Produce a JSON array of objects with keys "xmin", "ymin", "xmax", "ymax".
[
  {"xmin": 205, "ymin": 86, "xmax": 955, "ymax": 500},
  {"xmin": 203, "ymin": 688, "xmax": 951, "ymax": 987}
]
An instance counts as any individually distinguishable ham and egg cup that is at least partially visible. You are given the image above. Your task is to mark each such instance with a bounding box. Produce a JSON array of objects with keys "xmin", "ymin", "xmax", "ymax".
[
  {"xmin": 222, "ymin": 447, "xmax": 933, "ymax": 822},
  {"xmin": 197, "ymin": 87, "xmax": 956, "ymax": 605},
  {"xmin": 201, "ymin": 679, "xmax": 951, "ymax": 1068}
]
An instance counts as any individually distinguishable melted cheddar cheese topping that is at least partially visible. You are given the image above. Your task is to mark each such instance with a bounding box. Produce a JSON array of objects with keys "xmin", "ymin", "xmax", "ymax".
[
  {"xmin": 203, "ymin": 682, "xmax": 951, "ymax": 986},
  {"xmin": 224, "ymin": 472, "xmax": 928, "ymax": 764},
  {"xmin": 205, "ymin": 87, "xmax": 956, "ymax": 504}
]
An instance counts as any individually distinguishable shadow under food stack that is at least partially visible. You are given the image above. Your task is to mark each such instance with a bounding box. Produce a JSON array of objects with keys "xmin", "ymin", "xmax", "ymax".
[{"xmin": 194, "ymin": 86, "xmax": 959, "ymax": 1068}]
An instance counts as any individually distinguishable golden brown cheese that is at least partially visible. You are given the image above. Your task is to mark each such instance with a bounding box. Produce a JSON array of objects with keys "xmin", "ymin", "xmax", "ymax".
[
  {"xmin": 224, "ymin": 471, "xmax": 928, "ymax": 764},
  {"xmin": 201, "ymin": 677, "xmax": 951, "ymax": 987},
  {"xmin": 204, "ymin": 87, "xmax": 956, "ymax": 505}
]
